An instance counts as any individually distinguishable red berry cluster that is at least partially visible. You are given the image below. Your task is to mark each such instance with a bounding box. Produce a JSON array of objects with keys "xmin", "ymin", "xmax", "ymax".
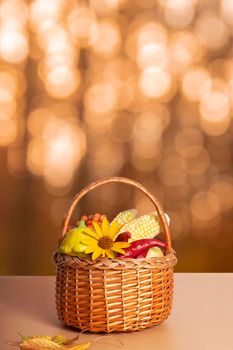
[{"xmin": 79, "ymin": 213, "xmax": 106, "ymax": 228}]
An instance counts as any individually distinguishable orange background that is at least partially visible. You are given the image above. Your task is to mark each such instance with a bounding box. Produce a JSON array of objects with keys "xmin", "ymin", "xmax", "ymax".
[{"xmin": 0, "ymin": 0, "xmax": 233, "ymax": 274}]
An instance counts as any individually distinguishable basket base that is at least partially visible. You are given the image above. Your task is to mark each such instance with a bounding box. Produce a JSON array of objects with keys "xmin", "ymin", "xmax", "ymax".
[{"xmin": 57, "ymin": 305, "xmax": 172, "ymax": 333}]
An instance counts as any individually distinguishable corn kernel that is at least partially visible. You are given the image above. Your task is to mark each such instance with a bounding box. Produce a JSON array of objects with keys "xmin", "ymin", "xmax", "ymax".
[
  {"xmin": 112, "ymin": 209, "xmax": 137, "ymax": 227},
  {"xmin": 118, "ymin": 212, "xmax": 161, "ymax": 241}
]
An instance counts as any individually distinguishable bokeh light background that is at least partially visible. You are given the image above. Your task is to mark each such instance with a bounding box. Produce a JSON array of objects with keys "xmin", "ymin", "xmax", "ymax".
[{"xmin": 1, "ymin": 0, "xmax": 233, "ymax": 274}]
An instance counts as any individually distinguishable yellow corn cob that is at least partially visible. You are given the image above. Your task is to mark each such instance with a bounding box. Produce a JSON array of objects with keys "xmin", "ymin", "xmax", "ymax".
[
  {"xmin": 165, "ymin": 213, "xmax": 170, "ymax": 225},
  {"xmin": 111, "ymin": 209, "xmax": 137, "ymax": 227},
  {"xmin": 118, "ymin": 212, "xmax": 161, "ymax": 241}
]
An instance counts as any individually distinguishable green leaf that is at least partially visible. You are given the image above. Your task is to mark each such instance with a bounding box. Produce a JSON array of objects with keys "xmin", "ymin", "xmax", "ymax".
[{"xmin": 78, "ymin": 220, "xmax": 86, "ymax": 229}]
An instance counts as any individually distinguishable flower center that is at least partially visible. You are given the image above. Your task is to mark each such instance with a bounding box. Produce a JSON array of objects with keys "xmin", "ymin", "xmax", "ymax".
[{"xmin": 98, "ymin": 236, "xmax": 113, "ymax": 249}]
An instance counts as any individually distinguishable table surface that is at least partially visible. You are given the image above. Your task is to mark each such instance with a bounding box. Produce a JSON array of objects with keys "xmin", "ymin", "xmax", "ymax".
[{"xmin": 0, "ymin": 274, "xmax": 232, "ymax": 350}]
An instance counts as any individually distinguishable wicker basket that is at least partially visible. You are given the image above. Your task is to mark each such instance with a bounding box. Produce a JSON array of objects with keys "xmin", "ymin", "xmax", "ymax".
[{"xmin": 54, "ymin": 177, "xmax": 177, "ymax": 333}]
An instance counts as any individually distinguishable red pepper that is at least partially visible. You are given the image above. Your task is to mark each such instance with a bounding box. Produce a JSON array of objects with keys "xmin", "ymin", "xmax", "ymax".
[
  {"xmin": 135, "ymin": 249, "xmax": 148, "ymax": 258},
  {"xmin": 115, "ymin": 231, "xmax": 131, "ymax": 242},
  {"xmin": 117, "ymin": 238, "xmax": 167, "ymax": 258}
]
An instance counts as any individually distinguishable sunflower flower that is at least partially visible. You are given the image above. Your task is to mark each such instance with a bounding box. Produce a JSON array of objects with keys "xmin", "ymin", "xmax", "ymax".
[{"xmin": 81, "ymin": 218, "xmax": 130, "ymax": 260}]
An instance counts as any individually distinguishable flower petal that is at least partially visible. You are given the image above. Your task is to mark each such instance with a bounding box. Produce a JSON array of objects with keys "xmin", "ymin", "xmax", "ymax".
[
  {"xmin": 92, "ymin": 221, "xmax": 103, "ymax": 238},
  {"xmin": 105, "ymin": 249, "xmax": 115, "ymax": 259},
  {"xmin": 92, "ymin": 246, "xmax": 102, "ymax": 260},
  {"xmin": 85, "ymin": 246, "xmax": 96, "ymax": 254},
  {"xmin": 101, "ymin": 218, "xmax": 109, "ymax": 236},
  {"xmin": 81, "ymin": 236, "xmax": 98, "ymax": 247},
  {"xmin": 113, "ymin": 242, "xmax": 130, "ymax": 248},
  {"xmin": 108, "ymin": 221, "xmax": 121, "ymax": 239},
  {"xmin": 111, "ymin": 246, "xmax": 126, "ymax": 255},
  {"xmin": 82, "ymin": 228, "xmax": 99, "ymax": 240}
]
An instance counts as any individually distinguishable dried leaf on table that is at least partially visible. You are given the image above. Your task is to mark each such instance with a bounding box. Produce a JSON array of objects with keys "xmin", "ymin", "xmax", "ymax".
[
  {"xmin": 51, "ymin": 334, "xmax": 80, "ymax": 345},
  {"xmin": 18, "ymin": 334, "xmax": 53, "ymax": 342},
  {"xmin": 7, "ymin": 334, "xmax": 91, "ymax": 350}
]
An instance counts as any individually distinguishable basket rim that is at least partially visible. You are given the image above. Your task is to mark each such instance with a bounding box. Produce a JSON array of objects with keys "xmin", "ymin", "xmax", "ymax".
[{"xmin": 53, "ymin": 250, "xmax": 177, "ymax": 270}]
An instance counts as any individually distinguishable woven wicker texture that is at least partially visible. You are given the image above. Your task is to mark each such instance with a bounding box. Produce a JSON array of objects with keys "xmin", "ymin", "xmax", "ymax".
[{"xmin": 54, "ymin": 177, "xmax": 177, "ymax": 332}]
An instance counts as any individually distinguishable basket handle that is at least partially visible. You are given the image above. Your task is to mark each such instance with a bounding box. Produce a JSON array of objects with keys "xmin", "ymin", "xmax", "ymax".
[{"xmin": 60, "ymin": 177, "xmax": 172, "ymax": 252}]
